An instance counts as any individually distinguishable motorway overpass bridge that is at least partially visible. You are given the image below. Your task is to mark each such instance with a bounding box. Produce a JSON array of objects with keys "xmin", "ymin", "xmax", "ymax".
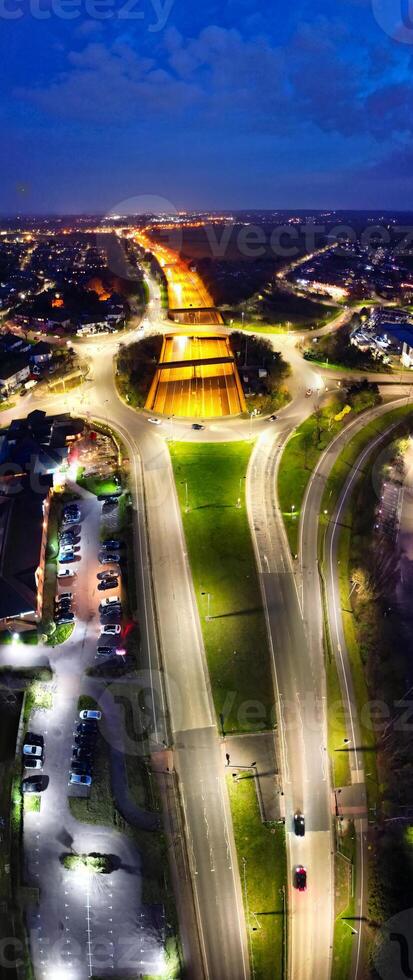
[{"xmin": 168, "ymin": 306, "xmax": 224, "ymax": 325}]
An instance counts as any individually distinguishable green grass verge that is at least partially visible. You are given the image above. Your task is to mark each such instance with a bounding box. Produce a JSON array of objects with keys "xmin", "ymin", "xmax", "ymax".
[
  {"xmin": 278, "ymin": 401, "xmax": 345, "ymax": 555},
  {"xmin": 24, "ymin": 794, "xmax": 41, "ymax": 813},
  {"xmin": 23, "ymin": 682, "xmax": 53, "ymax": 721},
  {"xmin": 170, "ymin": 442, "xmax": 273, "ymax": 733},
  {"xmin": 77, "ymin": 471, "xmax": 121, "ymax": 496},
  {"xmin": 46, "ymin": 622, "xmax": 75, "ymax": 646},
  {"xmin": 332, "ymin": 825, "xmax": 356, "ymax": 980},
  {"xmin": 227, "ymin": 775, "xmax": 286, "ymax": 980},
  {"xmin": 319, "ymin": 404, "xmax": 413, "ymax": 525}
]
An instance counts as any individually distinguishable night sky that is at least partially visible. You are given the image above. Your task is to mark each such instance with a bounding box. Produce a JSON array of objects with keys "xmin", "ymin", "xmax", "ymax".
[{"xmin": 1, "ymin": 0, "xmax": 413, "ymax": 213}]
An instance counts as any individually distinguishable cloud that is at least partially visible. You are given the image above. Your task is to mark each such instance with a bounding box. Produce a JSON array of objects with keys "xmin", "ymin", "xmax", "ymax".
[{"xmin": 14, "ymin": 15, "xmax": 413, "ymax": 145}]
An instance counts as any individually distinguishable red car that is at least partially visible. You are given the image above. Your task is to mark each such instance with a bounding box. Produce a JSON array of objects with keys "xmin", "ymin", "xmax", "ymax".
[{"xmin": 294, "ymin": 866, "xmax": 307, "ymax": 891}]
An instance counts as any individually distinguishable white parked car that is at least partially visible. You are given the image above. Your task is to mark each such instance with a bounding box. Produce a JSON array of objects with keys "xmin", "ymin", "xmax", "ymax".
[
  {"xmin": 99, "ymin": 595, "xmax": 121, "ymax": 608},
  {"xmin": 57, "ymin": 569, "xmax": 77, "ymax": 580},
  {"xmin": 102, "ymin": 624, "xmax": 121, "ymax": 636},
  {"xmin": 23, "ymin": 744, "xmax": 43, "ymax": 757},
  {"xmin": 79, "ymin": 710, "xmax": 102, "ymax": 721}
]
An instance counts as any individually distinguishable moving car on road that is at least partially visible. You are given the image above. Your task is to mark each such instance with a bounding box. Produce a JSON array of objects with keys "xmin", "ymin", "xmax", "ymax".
[
  {"xmin": 147, "ymin": 417, "xmax": 161, "ymax": 425},
  {"xmin": 294, "ymin": 866, "xmax": 307, "ymax": 891},
  {"xmin": 294, "ymin": 812, "xmax": 305, "ymax": 836},
  {"xmin": 192, "ymin": 423, "xmax": 205, "ymax": 430}
]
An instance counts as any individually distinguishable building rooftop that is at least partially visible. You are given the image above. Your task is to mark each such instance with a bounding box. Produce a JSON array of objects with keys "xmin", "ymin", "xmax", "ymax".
[{"xmin": 0, "ymin": 475, "xmax": 51, "ymax": 620}]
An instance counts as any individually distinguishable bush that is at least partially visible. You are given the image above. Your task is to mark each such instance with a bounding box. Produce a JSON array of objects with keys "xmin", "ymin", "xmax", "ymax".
[
  {"xmin": 61, "ymin": 853, "xmax": 115, "ymax": 874},
  {"xmin": 116, "ymin": 334, "xmax": 163, "ymax": 407}
]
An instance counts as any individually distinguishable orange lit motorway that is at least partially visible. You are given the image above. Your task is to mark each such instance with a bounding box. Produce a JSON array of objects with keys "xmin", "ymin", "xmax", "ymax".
[
  {"xmin": 147, "ymin": 334, "xmax": 246, "ymax": 417},
  {"xmin": 136, "ymin": 230, "xmax": 223, "ymax": 322}
]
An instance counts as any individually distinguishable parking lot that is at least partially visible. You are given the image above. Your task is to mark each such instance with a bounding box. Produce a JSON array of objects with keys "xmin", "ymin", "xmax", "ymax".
[{"xmin": 17, "ymin": 483, "xmax": 164, "ymax": 979}]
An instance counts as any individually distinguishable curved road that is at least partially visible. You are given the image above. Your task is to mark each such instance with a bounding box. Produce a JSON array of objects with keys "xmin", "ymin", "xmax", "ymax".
[{"xmin": 299, "ymin": 394, "xmax": 411, "ymax": 979}]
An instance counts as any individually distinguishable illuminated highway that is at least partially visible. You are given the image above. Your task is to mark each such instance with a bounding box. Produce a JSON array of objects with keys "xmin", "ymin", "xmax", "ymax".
[
  {"xmin": 136, "ymin": 230, "xmax": 223, "ymax": 322},
  {"xmin": 147, "ymin": 333, "xmax": 246, "ymax": 417}
]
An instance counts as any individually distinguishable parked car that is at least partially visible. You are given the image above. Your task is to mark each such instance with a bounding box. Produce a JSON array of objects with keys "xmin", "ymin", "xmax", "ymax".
[
  {"xmin": 100, "ymin": 610, "xmax": 121, "ymax": 625},
  {"xmin": 55, "ymin": 596, "xmax": 72, "ymax": 609},
  {"xmin": 79, "ymin": 709, "xmax": 102, "ymax": 721},
  {"xmin": 59, "ymin": 527, "xmax": 78, "ymax": 539},
  {"xmin": 22, "ymin": 777, "xmax": 46, "ymax": 793},
  {"xmin": 72, "ymin": 746, "xmax": 93, "ymax": 762},
  {"xmin": 102, "ymin": 624, "xmax": 121, "ymax": 636},
  {"xmin": 57, "ymin": 568, "xmax": 77, "ymax": 580},
  {"xmin": 55, "ymin": 612, "xmax": 75, "ymax": 625},
  {"xmin": 56, "ymin": 592, "xmax": 73, "ymax": 602},
  {"xmin": 76, "ymin": 721, "xmax": 98, "ymax": 735},
  {"xmin": 74, "ymin": 732, "xmax": 96, "ymax": 748},
  {"xmin": 71, "ymin": 761, "xmax": 92, "ymax": 776},
  {"xmin": 98, "ymin": 578, "xmax": 119, "ymax": 591},
  {"xmin": 99, "ymin": 596, "xmax": 121, "ymax": 610},
  {"xmin": 98, "ymin": 552, "xmax": 120, "ymax": 565},
  {"xmin": 24, "ymin": 757, "xmax": 43, "ymax": 770},
  {"xmin": 58, "ymin": 550, "xmax": 74, "ymax": 562},
  {"xmin": 23, "ymin": 744, "xmax": 43, "ymax": 757},
  {"xmin": 24, "ymin": 732, "xmax": 44, "ymax": 747},
  {"xmin": 63, "ymin": 514, "xmax": 80, "ymax": 526},
  {"xmin": 63, "ymin": 503, "xmax": 80, "ymax": 515},
  {"xmin": 96, "ymin": 645, "xmax": 114, "ymax": 657},
  {"xmin": 69, "ymin": 773, "xmax": 92, "ymax": 786},
  {"xmin": 102, "ymin": 500, "xmax": 118, "ymax": 514},
  {"xmin": 102, "ymin": 539, "xmax": 123, "ymax": 550}
]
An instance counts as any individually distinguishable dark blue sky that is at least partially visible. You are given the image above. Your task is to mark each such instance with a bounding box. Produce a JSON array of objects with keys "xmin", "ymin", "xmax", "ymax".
[{"xmin": 1, "ymin": 0, "xmax": 413, "ymax": 213}]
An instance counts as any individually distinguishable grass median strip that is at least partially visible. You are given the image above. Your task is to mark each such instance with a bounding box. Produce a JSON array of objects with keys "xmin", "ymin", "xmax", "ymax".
[
  {"xmin": 319, "ymin": 404, "xmax": 413, "ymax": 525},
  {"xmin": 227, "ymin": 774, "xmax": 286, "ymax": 980},
  {"xmin": 170, "ymin": 442, "xmax": 273, "ymax": 733},
  {"xmin": 278, "ymin": 403, "xmax": 346, "ymax": 555},
  {"xmin": 332, "ymin": 824, "xmax": 356, "ymax": 980}
]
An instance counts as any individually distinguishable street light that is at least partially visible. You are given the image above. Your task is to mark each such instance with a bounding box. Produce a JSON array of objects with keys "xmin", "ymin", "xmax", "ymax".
[
  {"xmin": 291, "ymin": 504, "xmax": 296, "ymax": 520},
  {"xmin": 237, "ymin": 476, "xmax": 245, "ymax": 509},
  {"xmin": 181, "ymin": 480, "xmax": 189, "ymax": 513},
  {"xmin": 201, "ymin": 591, "xmax": 212, "ymax": 621}
]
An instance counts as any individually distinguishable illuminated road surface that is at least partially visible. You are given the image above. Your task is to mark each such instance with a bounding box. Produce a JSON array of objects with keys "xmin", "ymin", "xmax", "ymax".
[{"xmin": 147, "ymin": 333, "xmax": 246, "ymax": 418}]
